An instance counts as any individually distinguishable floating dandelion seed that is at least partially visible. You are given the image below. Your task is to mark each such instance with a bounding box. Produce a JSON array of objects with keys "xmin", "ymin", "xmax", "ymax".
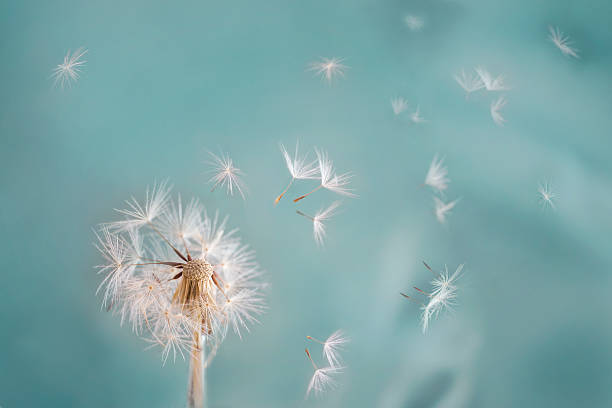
[
  {"xmin": 454, "ymin": 69, "xmax": 485, "ymax": 98},
  {"xmin": 391, "ymin": 97, "xmax": 409, "ymax": 115},
  {"xmin": 207, "ymin": 151, "xmax": 246, "ymax": 200},
  {"xmin": 434, "ymin": 196, "xmax": 460, "ymax": 224},
  {"xmin": 404, "ymin": 15, "xmax": 425, "ymax": 31},
  {"xmin": 424, "ymin": 155, "xmax": 450, "ymax": 194},
  {"xmin": 490, "ymin": 96, "xmax": 507, "ymax": 126},
  {"xmin": 294, "ymin": 149, "xmax": 355, "ymax": 202},
  {"xmin": 275, "ymin": 142, "xmax": 319, "ymax": 204},
  {"xmin": 307, "ymin": 329, "xmax": 349, "ymax": 367},
  {"xmin": 304, "ymin": 348, "xmax": 343, "ymax": 398},
  {"xmin": 548, "ymin": 26, "xmax": 579, "ymax": 58},
  {"xmin": 475, "ymin": 67, "xmax": 510, "ymax": 91},
  {"xmin": 52, "ymin": 47, "xmax": 88, "ymax": 88},
  {"xmin": 297, "ymin": 201, "xmax": 341, "ymax": 246},
  {"xmin": 96, "ymin": 184, "xmax": 266, "ymax": 407},
  {"xmin": 401, "ymin": 262, "xmax": 463, "ymax": 333},
  {"xmin": 410, "ymin": 105, "xmax": 427, "ymax": 124},
  {"xmin": 308, "ymin": 57, "xmax": 348, "ymax": 83},
  {"xmin": 538, "ymin": 182, "xmax": 557, "ymax": 209}
]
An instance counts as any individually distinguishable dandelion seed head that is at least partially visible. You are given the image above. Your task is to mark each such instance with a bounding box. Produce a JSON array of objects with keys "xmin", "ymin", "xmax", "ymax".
[
  {"xmin": 475, "ymin": 67, "xmax": 510, "ymax": 91},
  {"xmin": 280, "ymin": 142, "xmax": 319, "ymax": 180},
  {"xmin": 316, "ymin": 148, "xmax": 355, "ymax": 197},
  {"xmin": 410, "ymin": 105, "xmax": 427, "ymax": 124},
  {"xmin": 454, "ymin": 69, "xmax": 485, "ymax": 97},
  {"xmin": 95, "ymin": 185, "xmax": 266, "ymax": 363},
  {"xmin": 320, "ymin": 330, "xmax": 349, "ymax": 367},
  {"xmin": 306, "ymin": 366, "xmax": 342, "ymax": 398}
]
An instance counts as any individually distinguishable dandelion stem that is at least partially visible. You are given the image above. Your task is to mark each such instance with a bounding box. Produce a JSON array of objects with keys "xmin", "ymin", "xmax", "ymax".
[
  {"xmin": 296, "ymin": 210, "xmax": 315, "ymax": 221},
  {"xmin": 187, "ymin": 332, "xmax": 206, "ymax": 408},
  {"xmin": 306, "ymin": 335, "xmax": 324, "ymax": 345},
  {"xmin": 293, "ymin": 185, "xmax": 322, "ymax": 203},
  {"xmin": 275, "ymin": 178, "xmax": 294, "ymax": 205}
]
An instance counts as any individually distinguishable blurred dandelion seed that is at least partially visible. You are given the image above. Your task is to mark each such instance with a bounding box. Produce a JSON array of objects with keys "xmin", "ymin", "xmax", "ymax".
[
  {"xmin": 434, "ymin": 196, "xmax": 460, "ymax": 224},
  {"xmin": 309, "ymin": 57, "xmax": 347, "ymax": 83},
  {"xmin": 454, "ymin": 69, "xmax": 485, "ymax": 98},
  {"xmin": 96, "ymin": 182, "xmax": 266, "ymax": 407},
  {"xmin": 52, "ymin": 47, "xmax": 87, "ymax": 88},
  {"xmin": 391, "ymin": 97, "xmax": 409, "ymax": 115},
  {"xmin": 296, "ymin": 201, "xmax": 341, "ymax": 246},
  {"xmin": 294, "ymin": 149, "xmax": 355, "ymax": 202},
  {"xmin": 538, "ymin": 182, "xmax": 557, "ymax": 209},
  {"xmin": 490, "ymin": 96, "xmax": 507, "ymax": 126},
  {"xmin": 475, "ymin": 67, "xmax": 510, "ymax": 91},
  {"xmin": 410, "ymin": 105, "xmax": 427, "ymax": 124},
  {"xmin": 424, "ymin": 155, "xmax": 449, "ymax": 194},
  {"xmin": 275, "ymin": 142, "xmax": 319, "ymax": 204},
  {"xmin": 548, "ymin": 26, "xmax": 579, "ymax": 58},
  {"xmin": 404, "ymin": 15, "xmax": 425, "ymax": 31},
  {"xmin": 207, "ymin": 151, "xmax": 246, "ymax": 200}
]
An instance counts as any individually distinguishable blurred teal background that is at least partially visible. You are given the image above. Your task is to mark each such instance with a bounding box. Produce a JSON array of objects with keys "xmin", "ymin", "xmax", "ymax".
[{"xmin": 1, "ymin": 0, "xmax": 612, "ymax": 407}]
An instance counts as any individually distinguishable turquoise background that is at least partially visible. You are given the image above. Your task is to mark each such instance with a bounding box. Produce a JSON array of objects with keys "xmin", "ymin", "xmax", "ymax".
[{"xmin": 1, "ymin": 0, "xmax": 612, "ymax": 407}]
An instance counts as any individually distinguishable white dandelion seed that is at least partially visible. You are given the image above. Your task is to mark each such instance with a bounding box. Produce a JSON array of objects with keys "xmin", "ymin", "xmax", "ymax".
[
  {"xmin": 307, "ymin": 329, "xmax": 349, "ymax": 368},
  {"xmin": 221, "ymin": 288, "xmax": 266, "ymax": 339},
  {"xmin": 404, "ymin": 15, "xmax": 425, "ymax": 31},
  {"xmin": 490, "ymin": 96, "xmax": 507, "ymax": 126},
  {"xmin": 294, "ymin": 149, "xmax": 355, "ymax": 202},
  {"xmin": 410, "ymin": 105, "xmax": 427, "ymax": 124},
  {"xmin": 305, "ymin": 348, "xmax": 343, "ymax": 398},
  {"xmin": 207, "ymin": 151, "xmax": 246, "ymax": 200},
  {"xmin": 402, "ymin": 262, "xmax": 462, "ymax": 333},
  {"xmin": 109, "ymin": 180, "xmax": 172, "ymax": 231},
  {"xmin": 51, "ymin": 47, "xmax": 88, "ymax": 88},
  {"xmin": 454, "ymin": 69, "xmax": 485, "ymax": 98},
  {"xmin": 538, "ymin": 182, "xmax": 557, "ymax": 209},
  {"xmin": 391, "ymin": 97, "xmax": 409, "ymax": 115},
  {"xmin": 548, "ymin": 26, "xmax": 579, "ymax": 58},
  {"xmin": 424, "ymin": 155, "xmax": 450, "ymax": 194},
  {"xmin": 297, "ymin": 201, "xmax": 341, "ymax": 246},
  {"xmin": 275, "ymin": 142, "xmax": 319, "ymax": 204},
  {"xmin": 434, "ymin": 196, "xmax": 460, "ymax": 224},
  {"xmin": 475, "ymin": 67, "xmax": 510, "ymax": 91},
  {"xmin": 308, "ymin": 57, "xmax": 348, "ymax": 83}
]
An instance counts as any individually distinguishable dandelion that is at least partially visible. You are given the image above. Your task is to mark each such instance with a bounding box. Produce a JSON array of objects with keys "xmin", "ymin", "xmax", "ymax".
[
  {"xmin": 401, "ymin": 262, "xmax": 463, "ymax": 333},
  {"xmin": 207, "ymin": 151, "xmax": 246, "ymax": 200},
  {"xmin": 538, "ymin": 182, "xmax": 557, "ymax": 209},
  {"xmin": 275, "ymin": 142, "xmax": 319, "ymax": 204},
  {"xmin": 475, "ymin": 67, "xmax": 510, "ymax": 91},
  {"xmin": 95, "ymin": 184, "xmax": 266, "ymax": 407},
  {"xmin": 454, "ymin": 69, "xmax": 485, "ymax": 98},
  {"xmin": 52, "ymin": 47, "xmax": 88, "ymax": 88},
  {"xmin": 548, "ymin": 26, "xmax": 579, "ymax": 58},
  {"xmin": 490, "ymin": 96, "xmax": 507, "ymax": 126},
  {"xmin": 308, "ymin": 57, "xmax": 347, "ymax": 83},
  {"xmin": 307, "ymin": 330, "xmax": 349, "ymax": 367},
  {"xmin": 294, "ymin": 149, "xmax": 355, "ymax": 202},
  {"xmin": 410, "ymin": 105, "xmax": 427, "ymax": 124},
  {"xmin": 424, "ymin": 155, "xmax": 450, "ymax": 194},
  {"xmin": 434, "ymin": 196, "xmax": 460, "ymax": 224},
  {"xmin": 391, "ymin": 97, "xmax": 409, "ymax": 115},
  {"xmin": 304, "ymin": 348, "xmax": 343, "ymax": 398},
  {"xmin": 297, "ymin": 201, "xmax": 341, "ymax": 246},
  {"xmin": 404, "ymin": 15, "xmax": 425, "ymax": 31}
]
